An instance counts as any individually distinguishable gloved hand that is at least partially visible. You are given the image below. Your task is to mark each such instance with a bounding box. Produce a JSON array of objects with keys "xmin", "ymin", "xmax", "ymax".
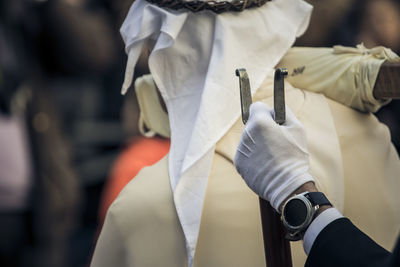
[{"xmin": 234, "ymin": 102, "xmax": 314, "ymax": 212}]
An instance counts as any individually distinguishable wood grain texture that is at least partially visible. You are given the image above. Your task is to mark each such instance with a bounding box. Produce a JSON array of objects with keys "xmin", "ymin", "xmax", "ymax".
[
  {"xmin": 259, "ymin": 198, "xmax": 293, "ymax": 267},
  {"xmin": 373, "ymin": 62, "xmax": 400, "ymax": 99}
]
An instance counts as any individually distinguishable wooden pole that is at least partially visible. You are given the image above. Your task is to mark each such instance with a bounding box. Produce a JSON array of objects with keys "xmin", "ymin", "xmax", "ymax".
[
  {"xmin": 257, "ymin": 68, "xmax": 293, "ymax": 267},
  {"xmin": 259, "ymin": 198, "xmax": 292, "ymax": 267},
  {"xmin": 373, "ymin": 62, "xmax": 400, "ymax": 99},
  {"xmin": 236, "ymin": 68, "xmax": 292, "ymax": 267}
]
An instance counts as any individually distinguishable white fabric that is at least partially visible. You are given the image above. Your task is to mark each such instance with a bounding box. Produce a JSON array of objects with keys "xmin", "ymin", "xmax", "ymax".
[
  {"xmin": 278, "ymin": 44, "xmax": 400, "ymax": 113},
  {"xmin": 135, "ymin": 74, "xmax": 170, "ymax": 138},
  {"xmin": 120, "ymin": 0, "xmax": 312, "ymax": 263},
  {"xmin": 234, "ymin": 102, "xmax": 314, "ymax": 211},
  {"xmin": 303, "ymin": 208, "xmax": 344, "ymax": 255}
]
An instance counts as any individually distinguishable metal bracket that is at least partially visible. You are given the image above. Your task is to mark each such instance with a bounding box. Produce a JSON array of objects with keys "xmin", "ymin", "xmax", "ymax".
[
  {"xmin": 274, "ymin": 68, "xmax": 288, "ymax": 125},
  {"xmin": 236, "ymin": 68, "xmax": 252, "ymax": 125}
]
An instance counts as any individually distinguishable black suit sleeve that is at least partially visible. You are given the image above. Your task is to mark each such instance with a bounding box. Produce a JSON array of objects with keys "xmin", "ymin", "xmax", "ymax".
[{"xmin": 305, "ymin": 218, "xmax": 399, "ymax": 267}]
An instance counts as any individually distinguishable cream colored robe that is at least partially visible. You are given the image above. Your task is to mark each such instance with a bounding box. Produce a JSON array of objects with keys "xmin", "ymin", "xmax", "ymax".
[{"xmin": 91, "ymin": 77, "xmax": 400, "ymax": 267}]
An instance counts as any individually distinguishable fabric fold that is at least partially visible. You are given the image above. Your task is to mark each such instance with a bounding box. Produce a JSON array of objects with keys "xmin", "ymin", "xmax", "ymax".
[
  {"xmin": 277, "ymin": 44, "xmax": 400, "ymax": 113},
  {"xmin": 120, "ymin": 0, "xmax": 313, "ymax": 264}
]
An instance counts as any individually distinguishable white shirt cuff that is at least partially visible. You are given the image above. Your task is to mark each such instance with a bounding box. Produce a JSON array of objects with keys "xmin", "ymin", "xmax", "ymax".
[{"xmin": 303, "ymin": 207, "xmax": 343, "ymax": 255}]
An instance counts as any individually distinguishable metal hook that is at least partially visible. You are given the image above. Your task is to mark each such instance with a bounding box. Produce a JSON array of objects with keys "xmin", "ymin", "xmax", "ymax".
[
  {"xmin": 235, "ymin": 68, "xmax": 252, "ymax": 124},
  {"xmin": 274, "ymin": 68, "xmax": 288, "ymax": 125}
]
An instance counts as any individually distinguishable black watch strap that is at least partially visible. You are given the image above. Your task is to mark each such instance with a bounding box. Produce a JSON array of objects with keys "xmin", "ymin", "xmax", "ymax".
[{"xmin": 305, "ymin": 192, "xmax": 331, "ymax": 207}]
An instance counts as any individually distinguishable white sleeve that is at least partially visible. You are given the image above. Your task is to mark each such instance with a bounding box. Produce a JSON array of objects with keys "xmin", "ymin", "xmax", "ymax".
[{"xmin": 303, "ymin": 208, "xmax": 344, "ymax": 255}]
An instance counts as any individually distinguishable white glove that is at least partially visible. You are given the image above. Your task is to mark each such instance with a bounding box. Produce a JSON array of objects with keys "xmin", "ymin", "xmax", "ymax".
[{"xmin": 234, "ymin": 102, "xmax": 314, "ymax": 212}]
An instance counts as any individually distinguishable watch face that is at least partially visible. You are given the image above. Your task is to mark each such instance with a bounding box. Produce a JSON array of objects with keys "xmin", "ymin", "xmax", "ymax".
[{"xmin": 284, "ymin": 198, "xmax": 308, "ymax": 227}]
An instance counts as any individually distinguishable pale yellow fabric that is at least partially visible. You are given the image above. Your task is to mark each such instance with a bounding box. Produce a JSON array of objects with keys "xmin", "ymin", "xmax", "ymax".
[
  {"xmin": 91, "ymin": 79, "xmax": 400, "ymax": 267},
  {"xmin": 133, "ymin": 44, "xmax": 400, "ymax": 139},
  {"xmin": 278, "ymin": 44, "xmax": 400, "ymax": 113},
  {"xmin": 135, "ymin": 75, "xmax": 170, "ymax": 138},
  {"xmin": 91, "ymin": 156, "xmax": 187, "ymax": 267}
]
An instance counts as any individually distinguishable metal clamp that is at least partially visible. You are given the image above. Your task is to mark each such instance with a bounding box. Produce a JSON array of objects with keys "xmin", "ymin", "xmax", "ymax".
[
  {"xmin": 274, "ymin": 68, "xmax": 288, "ymax": 125},
  {"xmin": 235, "ymin": 68, "xmax": 252, "ymax": 124}
]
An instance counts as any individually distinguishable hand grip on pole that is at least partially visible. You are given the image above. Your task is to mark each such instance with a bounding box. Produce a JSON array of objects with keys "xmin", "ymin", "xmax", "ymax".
[{"xmin": 235, "ymin": 68, "xmax": 292, "ymax": 267}]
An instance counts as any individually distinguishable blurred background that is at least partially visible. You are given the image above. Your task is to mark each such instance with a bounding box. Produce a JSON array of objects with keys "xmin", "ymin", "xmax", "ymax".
[{"xmin": 0, "ymin": 0, "xmax": 399, "ymax": 266}]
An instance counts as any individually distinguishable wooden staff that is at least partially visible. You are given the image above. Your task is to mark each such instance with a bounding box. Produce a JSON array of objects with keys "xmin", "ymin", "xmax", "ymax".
[
  {"xmin": 374, "ymin": 62, "xmax": 400, "ymax": 99},
  {"xmin": 259, "ymin": 199, "xmax": 292, "ymax": 267}
]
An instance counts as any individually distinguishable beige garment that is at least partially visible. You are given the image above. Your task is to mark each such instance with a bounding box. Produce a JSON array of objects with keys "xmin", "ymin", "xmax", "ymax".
[
  {"xmin": 91, "ymin": 79, "xmax": 400, "ymax": 267},
  {"xmin": 135, "ymin": 74, "xmax": 170, "ymax": 138},
  {"xmin": 277, "ymin": 44, "xmax": 399, "ymax": 113}
]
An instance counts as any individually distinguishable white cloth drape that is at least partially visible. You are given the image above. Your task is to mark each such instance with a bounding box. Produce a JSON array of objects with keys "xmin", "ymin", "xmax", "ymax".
[{"xmin": 120, "ymin": 0, "xmax": 312, "ymax": 264}]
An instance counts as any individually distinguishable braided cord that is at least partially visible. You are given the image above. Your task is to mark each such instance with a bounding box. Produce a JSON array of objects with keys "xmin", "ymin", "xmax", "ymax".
[{"xmin": 145, "ymin": 0, "xmax": 270, "ymax": 14}]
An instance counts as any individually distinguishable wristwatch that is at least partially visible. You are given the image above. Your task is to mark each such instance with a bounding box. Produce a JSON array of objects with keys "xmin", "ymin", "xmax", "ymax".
[{"xmin": 281, "ymin": 191, "xmax": 331, "ymax": 241}]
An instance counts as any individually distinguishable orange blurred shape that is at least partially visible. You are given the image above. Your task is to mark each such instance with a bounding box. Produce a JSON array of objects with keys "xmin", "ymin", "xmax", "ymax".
[{"xmin": 99, "ymin": 136, "xmax": 170, "ymax": 224}]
